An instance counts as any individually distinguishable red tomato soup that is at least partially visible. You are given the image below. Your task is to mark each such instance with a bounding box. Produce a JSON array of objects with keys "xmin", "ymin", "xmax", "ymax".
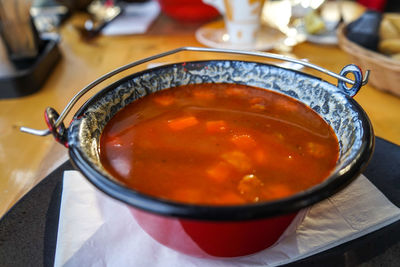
[{"xmin": 99, "ymin": 83, "xmax": 339, "ymax": 205}]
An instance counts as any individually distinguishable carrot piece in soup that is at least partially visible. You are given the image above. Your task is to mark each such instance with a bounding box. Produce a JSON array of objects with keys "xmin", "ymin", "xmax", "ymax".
[
  {"xmin": 153, "ymin": 95, "xmax": 174, "ymax": 106},
  {"xmin": 206, "ymin": 162, "xmax": 232, "ymax": 182},
  {"xmin": 306, "ymin": 142, "xmax": 328, "ymax": 158},
  {"xmin": 251, "ymin": 103, "xmax": 266, "ymax": 111},
  {"xmin": 167, "ymin": 116, "xmax": 199, "ymax": 131},
  {"xmin": 249, "ymin": 97, "xmax": 263, "ymax": 104},
  {"xmin": 225, "ymin": 87, "xmax": 247, "ymax": 97},
  {"xmin": 221, "ymin": 150, "xmax": 252, "ymax": 172},
  {"xmin": 274, "ymin": 98, "xmax": 299, "ymax": 112},
  {"xmin": 249, "ymin": 97, "xmax": 267, "ymax": 110},
  {"xmin": 206, "ymin": 120, "xmax": 228, "ymax": 133},
  {"xmin": 231, "ymin": 134, "xmax": 257, "ymax": 150},
  {"xmin": 193, "ymin": 90, "xmax": 215, "ymax": 100}
]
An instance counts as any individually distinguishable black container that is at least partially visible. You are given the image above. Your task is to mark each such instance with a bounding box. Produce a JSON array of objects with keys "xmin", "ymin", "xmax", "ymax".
[
  {"xmin": 0, "ymin": 40, "xmax": 61, "ymax": 99},
  {"xmin": 346, "ymin": 10, "xmax": 382, "ymax": 51}
]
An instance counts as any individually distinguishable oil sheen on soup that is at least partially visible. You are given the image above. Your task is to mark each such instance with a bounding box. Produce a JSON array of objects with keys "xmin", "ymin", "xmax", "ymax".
[{"xmin": 99, "ymin": 83, "xmax": 339, "ymax": 205}]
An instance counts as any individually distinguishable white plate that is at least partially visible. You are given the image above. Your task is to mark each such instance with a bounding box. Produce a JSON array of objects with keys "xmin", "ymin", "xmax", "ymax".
[{"xmin": 195, "ymin": 20, "xmax": 285, "ymax": 51}]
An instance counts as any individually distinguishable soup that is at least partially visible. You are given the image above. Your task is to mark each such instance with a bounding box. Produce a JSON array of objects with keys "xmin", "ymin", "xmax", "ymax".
[{"xmin": 99, "ymin": 83, "xmax": 339, "ymax": 205}]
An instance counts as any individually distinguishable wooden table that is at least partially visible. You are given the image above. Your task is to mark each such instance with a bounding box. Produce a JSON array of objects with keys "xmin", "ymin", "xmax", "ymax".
[{"xmin": 1, "ymin": 8, "xmax": 400, "ymax": 220}]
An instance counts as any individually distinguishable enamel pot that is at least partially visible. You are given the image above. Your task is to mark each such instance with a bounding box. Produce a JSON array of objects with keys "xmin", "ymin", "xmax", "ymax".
[{"xmin": 22, "ymin": 47, "xmax": 374, "ymax": 257}]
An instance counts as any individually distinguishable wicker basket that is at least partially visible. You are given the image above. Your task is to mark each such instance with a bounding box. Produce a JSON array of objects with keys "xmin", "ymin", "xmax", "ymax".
[{"xmin": 337, "ymin": 25, "xmax": 400, "ymax": 97}]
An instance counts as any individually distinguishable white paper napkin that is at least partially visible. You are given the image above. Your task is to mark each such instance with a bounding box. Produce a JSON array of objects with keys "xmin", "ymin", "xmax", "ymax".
[
  {"xmin": 102, "ymin": 0, "xmax": 160, "ymax": 36},
  {"xmin": 54, "ymin": 171, "xmax": 400, "ymax": 267}
]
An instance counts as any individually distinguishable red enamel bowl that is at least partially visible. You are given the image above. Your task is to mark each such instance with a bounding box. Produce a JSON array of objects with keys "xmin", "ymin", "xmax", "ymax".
[
  {"xmin": 24, "ymin": 48, "xmax": 374, "ymax": 257},
  {"xmin": 131, "ymin": 209, "xmax": 297, "ymax": 257}
]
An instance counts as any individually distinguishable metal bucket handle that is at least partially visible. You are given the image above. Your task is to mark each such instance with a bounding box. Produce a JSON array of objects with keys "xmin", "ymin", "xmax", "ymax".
[{"xmin": 20, "ymin": 46, "xmax": 370, "ymax": 144}]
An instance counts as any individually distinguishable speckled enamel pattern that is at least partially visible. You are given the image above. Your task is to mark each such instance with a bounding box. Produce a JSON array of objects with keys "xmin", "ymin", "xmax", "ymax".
[{"xmin": 68, "ymin": 60, "xmax": 366, "ymax": 180}]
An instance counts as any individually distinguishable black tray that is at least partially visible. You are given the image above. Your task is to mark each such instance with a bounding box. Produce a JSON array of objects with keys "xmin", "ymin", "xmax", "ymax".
[
  {"xmin": 0, "ymin": 137, "xmax": 400, "ymax": 267},
  {"xmin": 0, "ymin": 40, "xmax": 61, "ymax": 99}
]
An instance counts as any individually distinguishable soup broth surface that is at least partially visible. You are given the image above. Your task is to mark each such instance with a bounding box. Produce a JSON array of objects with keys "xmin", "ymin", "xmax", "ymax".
[{"xmin": 100, "ymin": 83, "xmax": 339, "ymax": 205}]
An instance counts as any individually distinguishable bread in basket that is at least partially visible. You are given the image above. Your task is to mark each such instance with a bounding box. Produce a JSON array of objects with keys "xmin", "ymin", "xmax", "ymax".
[{"xmin": 338, "ymin": 24, "xmax": 400, "ymax": 97}]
